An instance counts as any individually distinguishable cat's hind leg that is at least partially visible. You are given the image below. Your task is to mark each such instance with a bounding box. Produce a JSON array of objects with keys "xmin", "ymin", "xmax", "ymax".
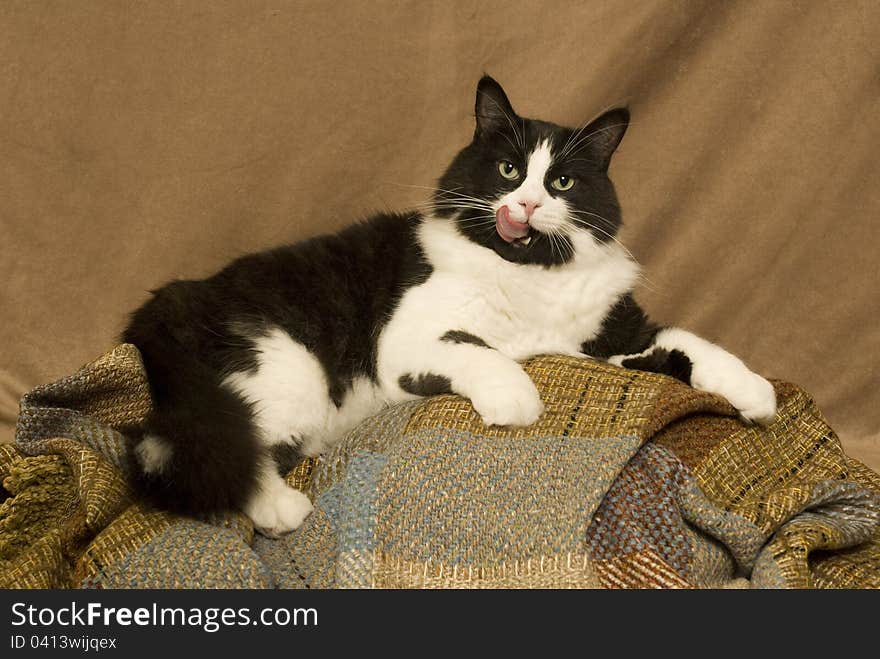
[
  {"xmin": 243, "ymin": 457, "xmax": 313, "ymax": 538},
  {"xmin": 222, "ymin": 327, "xmax": 344, "ymax": 535}
]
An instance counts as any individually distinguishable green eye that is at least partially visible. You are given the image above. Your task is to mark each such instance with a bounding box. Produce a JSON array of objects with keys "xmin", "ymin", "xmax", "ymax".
[
  {"xmin": 498, "ymin": 161, "xmax": 519, "ymax": 180},
  {"xmin": 551, "ymin": 175, "xmax": 575, "ymax": 191}
]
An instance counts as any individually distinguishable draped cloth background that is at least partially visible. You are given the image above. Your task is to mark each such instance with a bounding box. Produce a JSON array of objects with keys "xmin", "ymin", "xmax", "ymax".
[{"xmin": 1, "ymin": 1, "xmax": 878, "ymax": 469}]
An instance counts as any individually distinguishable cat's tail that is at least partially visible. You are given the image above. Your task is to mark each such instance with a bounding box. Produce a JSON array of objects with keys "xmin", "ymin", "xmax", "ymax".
[{"xmin": 122, "ymin": 288, "xmax": 262, "ymax": 517}]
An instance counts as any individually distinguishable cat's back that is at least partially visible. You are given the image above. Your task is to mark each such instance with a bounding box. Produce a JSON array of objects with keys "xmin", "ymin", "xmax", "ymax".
[
  {"xmin": 123, "ymin": 210, "xmax": 430, "ymax": 377},
  {"xmin": 216, "ymin": 210, "xmax": 429, "ymax": 297}
]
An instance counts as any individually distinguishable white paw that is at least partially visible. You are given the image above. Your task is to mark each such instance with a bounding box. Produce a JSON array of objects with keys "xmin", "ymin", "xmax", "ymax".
[
  {"xmin": 469, "ymin": 375, "xmax": 544, "ymax": 427},
  {"xmin": 692, "ymin": 362, "xmax": 777, "ymax": 425},
  {"xmin": 245, "ymin": 485, "xmax": 314, "ymax": 538}
]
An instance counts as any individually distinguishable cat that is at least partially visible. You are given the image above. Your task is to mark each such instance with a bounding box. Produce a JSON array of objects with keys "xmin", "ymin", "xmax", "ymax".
[{"xmin": 123, "ymin": 76, "xmax": 776, "ymax": 537}]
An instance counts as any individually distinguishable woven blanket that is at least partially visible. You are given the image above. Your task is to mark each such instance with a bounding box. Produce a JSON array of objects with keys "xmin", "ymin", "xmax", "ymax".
[{"xmin": 2, "ymin": 344, "xmax": 879, "ymax": 588}]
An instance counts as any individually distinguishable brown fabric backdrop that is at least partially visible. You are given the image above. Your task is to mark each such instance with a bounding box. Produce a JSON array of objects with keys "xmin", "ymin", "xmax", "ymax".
[{"xmin": 1, "ymin": 1, "xmax": 878, "ymax": 469}]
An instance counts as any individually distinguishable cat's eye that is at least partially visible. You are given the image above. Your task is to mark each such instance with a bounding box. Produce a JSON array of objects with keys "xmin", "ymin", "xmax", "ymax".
[
  {"xmin": 498, "ymin": 161, "xmax": 519, "ymax": 180},
  {"xmin": 551, "ymin": 176, "xmax": 575, "ymax": 191}
]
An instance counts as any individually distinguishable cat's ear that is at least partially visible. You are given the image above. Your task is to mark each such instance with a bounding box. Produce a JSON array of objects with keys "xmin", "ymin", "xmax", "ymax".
[
  {"xmin": 582, "ymin": 108, "xmax": 630, "ymax": 170},
  {"xmin": 474, "ymin": 76, "xmax": 517, "ymax": 139}
]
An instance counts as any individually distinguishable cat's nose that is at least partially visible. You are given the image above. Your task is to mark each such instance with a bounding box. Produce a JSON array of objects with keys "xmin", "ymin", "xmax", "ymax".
[{"xmin": 519, "ymin": 200, "xmax": 541, "ymax": 219}]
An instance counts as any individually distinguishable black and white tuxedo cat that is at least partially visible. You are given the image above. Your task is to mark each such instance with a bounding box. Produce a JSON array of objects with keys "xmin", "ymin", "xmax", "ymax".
[{"xmin": 124, "ymin": 77, "xmax": 776, "ymax": 536}]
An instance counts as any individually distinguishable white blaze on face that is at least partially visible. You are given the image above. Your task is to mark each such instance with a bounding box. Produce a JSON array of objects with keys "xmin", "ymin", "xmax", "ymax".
[{"xmin": 494, "ymin": 140, "xmax": 570, "ymax": 235}]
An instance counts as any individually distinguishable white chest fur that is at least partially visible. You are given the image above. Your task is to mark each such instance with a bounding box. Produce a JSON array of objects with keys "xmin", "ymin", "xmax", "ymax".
[{"xmin": 376, "ymin": 218, "xmax": 640, "ymax": 393}]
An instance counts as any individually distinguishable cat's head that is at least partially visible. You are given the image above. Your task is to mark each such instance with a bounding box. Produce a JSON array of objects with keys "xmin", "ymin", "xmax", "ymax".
[{"xmin": 433, "ymin": 76, "xmax": 629, "ymax": 266}]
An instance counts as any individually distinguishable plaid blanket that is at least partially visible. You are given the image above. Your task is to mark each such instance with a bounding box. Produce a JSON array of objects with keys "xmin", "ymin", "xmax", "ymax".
[{"xmin": 2, "ymin": 344, "xmax": 879, "ymax": 588}]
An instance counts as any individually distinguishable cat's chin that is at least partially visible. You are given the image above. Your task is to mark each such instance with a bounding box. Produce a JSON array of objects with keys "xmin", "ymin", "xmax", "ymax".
[
  {"xmin": 502, "ymin": 229, "xmax": 534, "ymax": 248},
  {"xmin": 486, "ymin": 229, "xmax": 575, "ymax": 267}
]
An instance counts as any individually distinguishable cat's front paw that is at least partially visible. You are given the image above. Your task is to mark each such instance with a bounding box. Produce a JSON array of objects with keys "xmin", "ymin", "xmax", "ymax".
[
  {"xmin": 469, "ymin": 376, "xmax": 544, "ymax": 427},
  {"xmin": 731, "ymin": 372, "xmax": 777, "ymax": 425},
  {"xmin": 692, "ymin": 363, "xmax": 777, "ymax": 425},
  {"xmin": 246, "ymin": 485, "xmax": 314, "ymax": 538}
]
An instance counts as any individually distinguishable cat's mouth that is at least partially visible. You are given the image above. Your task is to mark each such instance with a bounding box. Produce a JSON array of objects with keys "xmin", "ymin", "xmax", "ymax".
[{"xmin": 495, "ymin": 206, "xmax": 534, "ymax": 247}]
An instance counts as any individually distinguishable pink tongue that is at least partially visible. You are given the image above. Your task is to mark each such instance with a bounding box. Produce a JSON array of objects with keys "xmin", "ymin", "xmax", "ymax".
[{"xmin": 495, "ymin": 206, "xmax": 530, "ymax": 243}]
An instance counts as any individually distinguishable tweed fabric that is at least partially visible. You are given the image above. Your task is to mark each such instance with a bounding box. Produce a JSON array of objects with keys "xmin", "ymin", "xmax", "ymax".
[
  {"xmin": 0, "ymin": 444, "xmax": 77, "ymax": 588},
  {"xmin": 1, "ymin": 345, "xmax": 878, "ymax": 589}
]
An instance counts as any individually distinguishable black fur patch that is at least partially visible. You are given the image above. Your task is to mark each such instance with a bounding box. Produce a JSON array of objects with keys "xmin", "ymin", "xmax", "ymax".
[
  {"xmin": 434, "ymin": 75, "xmax": 629, "ymax": 267},
  {"xmin": 580, "ymin": 294, "xmax": 659, "ymax": 359},
  {"xmin": 271, "ymin": 444, "xmax": 301, "ymax": 478},
  {"xmin": 398, "ymin": 373, "xmax": 453, "ymax": 396},
  {"xmin": 440, "ymin": 330, "xmax": 492, "ymax": 349},
  {"xmin": 622, "ymin": 348, "xmax": 693, "ymax": 385}
]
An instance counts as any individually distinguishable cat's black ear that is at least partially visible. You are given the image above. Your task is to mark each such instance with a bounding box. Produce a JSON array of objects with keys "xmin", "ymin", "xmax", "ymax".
[
  {"xmin": 474, "ymin": 76, "xmax": 517, "ymax": 139},
  {"xmin": 582, "ymin": 108, "xmax": 630, "ymax": 170}
]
